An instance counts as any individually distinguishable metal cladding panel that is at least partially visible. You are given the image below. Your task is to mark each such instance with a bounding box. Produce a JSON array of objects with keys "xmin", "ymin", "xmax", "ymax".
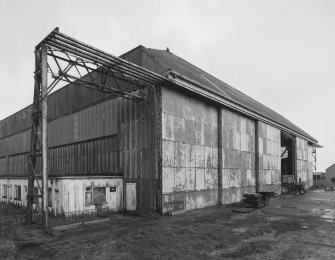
[
  {"xmin": 296, "ymin": 137, "xmax": 312, "ymax": 188},
  {"xmin": 118, "ymin": 86, "xmax": 160, "ymax": 212},
  {"xmin": 0, "ymin": 70, "xmax": 135, "ymax": 141},
  {"xmin": 48, "ymin": 98, "xmax": 117, "ymax": 147},
  {"xmin": 0, "ymin": 130, "xmax": 31, "ymax": 157},
  {"xmin": 120, "ymin": 46, "xmax": 166, "ymax": 76},
  {"xmin": 160, "ymin": 87, "xmax": 218, "ymax": 212},
  {"xmin": 0, "ymin": 105, "xmax": 33, "ymax": 139},
  {"xmin": 221, "ymin": 107, "xmax": 257, "ymax": 204},
  {"xmin": 126, "ymin": 178, "xmax": 157, "ymax": 212},
  {"xmin": 0, "ymin": 154, "xmax": 29, "ymax": 177},
  {"xmin": 141, "ymin": 47, "xmax": 316, "ymax": 143},
  {"xmin": 257, "ymin": 122, "xmax": 281, "ymax": 194},
  {"xmin": 47, "ymin": 135, "xmax": 119, "ymax": 177}
]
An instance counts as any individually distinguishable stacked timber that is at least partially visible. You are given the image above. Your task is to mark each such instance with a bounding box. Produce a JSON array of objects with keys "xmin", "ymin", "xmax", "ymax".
[{"xmin": 243, "ymin": 193, "xmax": 269, "ymax": 208}]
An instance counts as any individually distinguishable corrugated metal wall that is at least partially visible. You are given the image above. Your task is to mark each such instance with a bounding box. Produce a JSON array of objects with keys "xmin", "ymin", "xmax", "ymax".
[
  {"xmin": 0, "ymin": 69, "xmax": 160, "ymax": 212},
  {"xmin": 0, "ymin": 97, "xmax": 119, "ymax": 177},
  {"xmin": 118, "ymin": 86, "xmax": 160, "ymax": 212}
]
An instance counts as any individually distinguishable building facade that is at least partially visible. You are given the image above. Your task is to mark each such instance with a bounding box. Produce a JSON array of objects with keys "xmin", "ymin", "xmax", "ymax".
[
  {"xmin": 0, "ymin": 44, "xmax": 318, "ymax": 215},
  {"xmin": 325, "ymin": 164, "xmax": 335, "ymax": 186}
]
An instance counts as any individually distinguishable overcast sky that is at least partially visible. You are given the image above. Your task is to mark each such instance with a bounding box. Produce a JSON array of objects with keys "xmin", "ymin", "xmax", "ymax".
[{"xmin": 0, "ymin": 0, "xmax": 334, "ymax": 172}]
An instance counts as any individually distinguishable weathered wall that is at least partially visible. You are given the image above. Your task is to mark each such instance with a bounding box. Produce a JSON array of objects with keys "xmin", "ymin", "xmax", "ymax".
[
  {"xmin": 0, "ymin": 177, "xmax": 123, "ymax": 215},
  {"xmin": 161, "ymin": 87, "xmax": 218, "ymax": 213},
  {"xmin": 296, "ymin": 137, "xmax": 313, "ymax": 188},
  {"xmin": 0, "ymin": 98, "xmax": 119, "ymax": 178},
  {"xmin": 307, "ymin": 144, "xmax": 314, "ymax": 187},
  {"xmin": 118, "ymin": 86, "xmax": 160, "ymax": 212},
  {"xmin": 221, "ymin": 109, "xmax": 256, "ymax": 204},
  {"xmin": 325, "ymin": 164, "xmax": 335, "ymax": 185},
  {"xmin": 58, "ymin": 177, "xmax": 123, "ymax": 214},
  {"xmin": 258, "ymin": 122, "xmax": 281, "ymax": 193}
]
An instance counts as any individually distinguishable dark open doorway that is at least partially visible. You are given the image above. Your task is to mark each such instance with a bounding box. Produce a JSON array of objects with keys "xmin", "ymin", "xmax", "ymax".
[{"xmin": 281, "ymin": 131, "xmax": 296, "ymax": 178}]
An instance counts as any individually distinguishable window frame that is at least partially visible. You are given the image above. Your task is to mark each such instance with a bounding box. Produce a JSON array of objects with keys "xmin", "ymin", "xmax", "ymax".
[
  {"xmin": 14, "ymin": 185, "xmax": 21, "ymax": 201},
  {"xmin": 47, "ymin": 187, "xmax": 52, "ymax": 207},
  {"xmin": 2, "ymin": 185, "xmax": 7, "ymax": 198},
  {"xmin": 85, "ymin": 186, "xmax": 107, "ymax": 206},
  {"xmin": 33, "ymin": 187, "xmax": 39, "ymax": 204}
]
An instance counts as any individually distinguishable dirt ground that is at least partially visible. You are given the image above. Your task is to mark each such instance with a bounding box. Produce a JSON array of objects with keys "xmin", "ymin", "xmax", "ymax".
[{"xmin": 1, "ymin": 190, "xmax": 335, "ymax": 259}]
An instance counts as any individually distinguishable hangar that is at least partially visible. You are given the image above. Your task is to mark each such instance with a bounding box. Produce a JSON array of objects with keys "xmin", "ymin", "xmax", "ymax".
[{"xmin": 0, "ymin": 29, "xmax": 318, "ymax": 218}]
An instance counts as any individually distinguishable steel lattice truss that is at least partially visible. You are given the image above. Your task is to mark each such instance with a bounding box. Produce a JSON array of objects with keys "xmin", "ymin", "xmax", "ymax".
[{"xmin": 26, "ymin": 28, "xmax": 168, "ymax": 226}]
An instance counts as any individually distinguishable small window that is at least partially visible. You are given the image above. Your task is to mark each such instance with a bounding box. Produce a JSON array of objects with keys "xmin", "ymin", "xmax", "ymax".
[
  {"xmin": 9, "ymin": 185, "xmax": 12, "ymax": 199},
  {"xmin": 14, "ymin": 185, "xmax": 21, "ymax": 201},
  {"xmin": 33, "ymin": 187, "xmax": 39, "ymax": 204},
  {"xmin": 331, "ymin": 178, "xmax": 335, "ymax": 183},
  {"xmin": 85, "ymin": 187, "xmax": 106, "ymax": 205},
  {"xmin": 2, "ymin": 185, "xmax": 7, "ymax": 198},
  {"xmin": 281, "ymin": 147, "xmax": 288, "ymax": 159},
  {"xmin": 48, "ymin": 187, "xmax": 52, "ymax": 207}
]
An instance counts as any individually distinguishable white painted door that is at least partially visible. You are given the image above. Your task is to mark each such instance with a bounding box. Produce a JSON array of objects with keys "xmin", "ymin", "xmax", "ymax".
[
  {"xmin": 108, "ymin": 186, "xmax": 118, "ymax": 210},
  {"xmin": 126, "ymin": 183, "xmax": 136, "ymax": 211}
]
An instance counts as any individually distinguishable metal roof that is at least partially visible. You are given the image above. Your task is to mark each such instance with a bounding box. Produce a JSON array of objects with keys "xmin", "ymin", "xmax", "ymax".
[{"xmin": 143, "ymin": 47, "xmax": 317, "ymax": 143}]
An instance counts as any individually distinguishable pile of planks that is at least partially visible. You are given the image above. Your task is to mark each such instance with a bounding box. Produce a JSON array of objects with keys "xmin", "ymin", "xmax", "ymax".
[{"xmin": 243, "ymin": 193, "xmax": 270, "ymax": 208}]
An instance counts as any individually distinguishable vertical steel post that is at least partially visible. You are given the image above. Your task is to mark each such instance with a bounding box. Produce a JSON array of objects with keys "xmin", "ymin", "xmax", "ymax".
[
  {"xmin": 41, "ymin": 44, "xmax": 48, "ymax": 230},
  {"xmin": 255, "ymin": 120, "xmax": 259, "ymax": 192},
  {"xmin": 217, "ymin": 107, "xmax": 223, "ymax": 205},
  {"xmin": 27, "ymin": 47, "xmax": 42, "ymax": 224},
  {"xmin": 293, "ymin": 137, "xmax": 297, "ymax": 181}
]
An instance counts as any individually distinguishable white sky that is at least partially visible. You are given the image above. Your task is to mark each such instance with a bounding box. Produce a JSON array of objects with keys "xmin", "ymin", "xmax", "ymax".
[{"xmin": 0, "ymin": 0, "xmax": 334, "ymax": 172}]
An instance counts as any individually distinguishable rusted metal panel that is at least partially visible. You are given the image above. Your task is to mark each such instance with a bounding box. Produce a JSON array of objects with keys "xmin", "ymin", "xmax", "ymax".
[
  {"xmin": 257, "ymin": 122, "xmax": 281, "ymax": 193},
  {"xmin": 116, "ymin": 86, "xmax": 160, "ymax": 212},
  {"xmin": 220, "ymin": 108, "xmax": 257, "ymax": 204},
  {"xmin": 162, "ymin": 85, "xmax": 218, "ymax": 210},
  {"xmin": 162, "ymin": 167, "xmax": 174, "ymax": 194}
]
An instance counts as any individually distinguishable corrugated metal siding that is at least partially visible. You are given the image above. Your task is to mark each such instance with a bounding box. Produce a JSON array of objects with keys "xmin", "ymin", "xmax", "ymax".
[
  {"xmin": 0, "ymin": 130, "xmax": 31, "ymax": 157},
  {"xmin": 48, "ymin": 135, "xmax": 119, "ymax": 177},
  {"xmin": 0, "ymin": 71, "xmax": 136, "ymax": 140},
  {"xmin": 0, "ymin": 105, "xmax": 33, "ymax": 138},
  {"xmin": 48, "ymin": 98, "xmax": 117, "ymax": 147},
  {"xmin": 119, "ymin": 86, "xmax": 159, "ymax": 211}
]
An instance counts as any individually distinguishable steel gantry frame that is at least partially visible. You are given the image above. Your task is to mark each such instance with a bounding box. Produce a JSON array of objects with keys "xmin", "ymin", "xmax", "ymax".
[{"xmin": 27, "ymin": 28, "xmax": 168, "ymax": 228}]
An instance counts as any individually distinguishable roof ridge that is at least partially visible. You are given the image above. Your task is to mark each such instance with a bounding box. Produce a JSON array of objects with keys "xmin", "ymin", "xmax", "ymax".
[
  {"xmin": 146, "ymin": 48, "xmax": 316, "ymax": 142},
  {"xmin": 149, "ymin": 49, "xmax": 307, "ymax": 133}
]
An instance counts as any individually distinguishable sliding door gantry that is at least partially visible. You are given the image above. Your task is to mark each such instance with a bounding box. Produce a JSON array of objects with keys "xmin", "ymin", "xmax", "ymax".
[{"xmin": 26, "ymin": 28, "xmax": 168, "ymax": 229}]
